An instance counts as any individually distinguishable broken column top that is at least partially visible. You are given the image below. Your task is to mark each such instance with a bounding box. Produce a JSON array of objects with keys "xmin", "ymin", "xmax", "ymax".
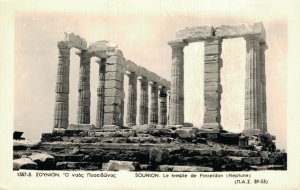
[
  {"xmin": 175, "ymin": 22, "xmax": 266, "ymax": 43},
  {"xmin": 61, "ymin": 32, "xmax": 88, "ymax": 50}
]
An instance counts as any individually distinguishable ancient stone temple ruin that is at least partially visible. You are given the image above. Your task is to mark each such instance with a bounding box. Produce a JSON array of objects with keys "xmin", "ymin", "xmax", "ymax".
[
  {"xmin": 169, "ymin": 22, "xmax": 268, "ymax": 136},
  {"xmin": 13, "ymin": 22, "xmax": 286, "ymax": 172},
  {"xmin": 53, "ymin": 33, "xmax": 170, "ymax": 130}
]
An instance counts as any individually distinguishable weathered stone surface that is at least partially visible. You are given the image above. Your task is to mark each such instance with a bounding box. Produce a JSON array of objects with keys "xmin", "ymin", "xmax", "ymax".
[
  {"xmin": 168, "ymin": 40, "xmax": 186, "ymax": 125},
  {"xmin": 204, "ymin": 73, "xmax": 219, "ymax": 82},
  {"xmin": 87, "ymin": 41, "xmax": 117, "ymax": 58},
  {"xmin": 204, "ymin": 63, "xmax": 220, "ymax": 73},
  {"xmin": 105, "ymin": 71, "xmax": 124, "ymax": 81},
  {"xmin": 104, "ymin": 160, "xmax": 141, "ymax": 171},
  {"xmin": 175, "ymin": 128, "xmax": 196, "ymax": 139},
  {"xmin": 63, "ymin": 32, "xmax": 87, "ymax": 50},
  {"xmin": 214, "ymin": 22, "xmax": 266, "ymax": 41},
  {"xmin": 132, "ymin": 125, "xmax": 156, "ymax": 131},
  {"xmin": 104, "ymin": 88, "xmax": 124, "ymax": 97},
  {"xmin": 126, "ymin": 72, "xmax": 137, "ymax": 127},
  {"xmin": 202, "ymin": 123, "xmax": 221, "ymax": 130},
  {"xmin": 29, "ymin": 153, "xmax": 56, "ymax": 170},
  {"xmin": 56, "ymin": 161, "xmax": 102, "ymax": 170},
  {"xmin": 67, "ymin": 124, "xmax": 94, "ymax": 131},
  {"xmin": 159, "ymin": 165, "xmax": 214, "ymax": 172},
  {"xmin": 205, "ymin": 100, "xmax": 220, "ymax": 111},
  {"xmin": 106, "ymin": 55, "xmax": 124, "ymax": 64},
  {"xmin": 176, "ymin": 26, "xmax": 213, "ymax": 42},
  {"xmin": 13, "ymin": 158, "xmax": 37, "ymax": 170},
  {"xmin": 249, "ymin": 165, "xmax": 285, "ymax": 170},
  {"xmin": 149, "ymin": 148, "xmax": 170, "ymax": 166},
  {"xmin": 125, "ymin": 60, "xmax": 170, "ymax": 89},
  {"xmin": 205, "ymin": 44, "xmax": 221, "ymax": 55},
  {"xmin": 242, "ymin": 157, "xmax": 262, "ymax": 165},
  {"xmin": 138, "ymin": 77, "xmax": 149, "ymax": 125},
  {"xmin": 149, "ymin": 82, "xmax": 158, "ymax": 125},
  {"xmin": 243, "ymin": 129, "xmax": 262, "ymax": 136}
]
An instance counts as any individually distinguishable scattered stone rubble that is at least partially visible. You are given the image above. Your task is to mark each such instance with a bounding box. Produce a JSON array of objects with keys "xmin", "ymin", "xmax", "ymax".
[{"xmin": 13, "ymin": 127, "xmax": 286, "ymax": 171}]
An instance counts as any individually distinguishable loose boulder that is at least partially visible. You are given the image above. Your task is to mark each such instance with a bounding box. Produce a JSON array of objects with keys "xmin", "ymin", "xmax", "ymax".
[
  {"xmin": 175, "ymin": 128, "xmax": 196, "ymax": 139},
  {"xmin": 29, "ymin": 153, "xmax": 56, "ymax": 170},
  {"xmin": 13, "ymin": 158, "xmax": 37, "ymax": 170},
  {"xmin": 104, "ymin": 160, "xmax": 141, "ymax": 171}
]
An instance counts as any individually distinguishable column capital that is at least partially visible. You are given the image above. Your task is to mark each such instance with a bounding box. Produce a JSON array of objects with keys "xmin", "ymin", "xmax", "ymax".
[
  {"xmin": 244, "ymin": 34, "xmax": 261, "ymax": 42},
  {"xmin": 138, "ymin": 76, "xmax": 148, "ymax": 82},
  {"xmin": 57, "ymin": 41, "xmax": 72, "ymax": 50},
  {"xmin": 125, "ymin": 71, "xmax": 137, "ymax": 77},
  {"xmin": 149, "ymin": 81, "xmax": 158, "ymax": 86},
  {"xmin": 95, "ymin": 58, "xmax": 107, "ymax": 66},
  {"xmin": 259, "ymin": 42, "xmax": 268, "ymax": 50},
  {"xmin": 75, "ymin": 50, "xmax": 92, "ymax": 58},
  {"xmin": 168, "ymin": 39, "xmax": 188, "ymax": 48},
  {"xmin": 159, "ymin": 85, "xmax": 167, "ymax": 90}
]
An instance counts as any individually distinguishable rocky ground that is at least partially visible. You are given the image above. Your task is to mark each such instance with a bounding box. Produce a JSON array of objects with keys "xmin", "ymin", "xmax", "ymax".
[{"xmin": 13, "ymin": 127, "xmax": 287, "ymax": 171}]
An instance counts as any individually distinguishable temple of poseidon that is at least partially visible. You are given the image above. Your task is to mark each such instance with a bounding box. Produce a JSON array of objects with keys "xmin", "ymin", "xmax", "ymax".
[{"xmin": 13, "ymin": 22, "xmax": 286, "ymax": 171}]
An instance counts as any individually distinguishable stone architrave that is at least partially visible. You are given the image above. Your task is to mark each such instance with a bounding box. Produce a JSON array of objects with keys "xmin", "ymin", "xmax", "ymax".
[
  {"xmin": 149, "ymin": 81, "xmax": 159, "ymax": 125},
  {"xmin": 202, "ymin": 37, "xmax": 223, "ymax": 131},
  {"xmin": 76, "ymin": 50, "xmax": 91, "ymax": 124},
  {"xmin": 244, "ymin": 36, "xmax": 262, "ymax": 132},
  {"xmin": 126, "ymin": 72, "xmax": 137, "ymax": 127},
  {"xmin": 53, "ymin": 42, "xmax": 71, "ymax": 129},
  {"xmin": 168, "ymin": 40, "xmax": 187, "ymax": 126},
  {"xmin": 138, "ymin": 76, "xmax": 149, "ymax": 125},
  {"xmin": 95, "ymin": 59, "xmax": 106, "ymax": 128},
  {"xmin": 103, "ymin": 50, "xmax": 125, "ymax": 127},
  {"xmin": 260, "ymin": 42, "xmax": 268, "ymax": 133},
  {"xmin": 158, "ymin": 86, "xmax": 168, "ymax": 126}
]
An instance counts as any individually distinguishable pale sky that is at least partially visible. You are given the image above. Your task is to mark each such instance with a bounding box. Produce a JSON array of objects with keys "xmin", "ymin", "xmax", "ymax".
[{"xmin": 13, "ymin": 2, "xmax": 287, "ymax": 149}]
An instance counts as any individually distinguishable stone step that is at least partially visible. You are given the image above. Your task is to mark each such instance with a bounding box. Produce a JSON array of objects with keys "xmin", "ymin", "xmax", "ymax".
[{"xmin": 56, "ymin": 162, "xmax": 102, "ymax": 170}]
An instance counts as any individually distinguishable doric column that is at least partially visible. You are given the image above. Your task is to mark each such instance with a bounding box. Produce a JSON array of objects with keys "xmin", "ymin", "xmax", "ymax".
[
  {"xmin": 202, "ymin": 37, "xmax": 223, "ymax": 131},
  {"xmin": 126, "ymin": 71, "xmax": 137, "ymax": 127},
  {"xmin": 138, "ymin": 76, "xmax": 149, "ymax": 125},
  {"xmin": 119, "ymin": 74, "xmax": 125, "ymax": 127},
  {"xmin": 244, "ymin": 36, "xmax": 262, "ymax": 132},
  {"xmin": 76, "ymin": 50, "xmax": 91, "ymax": 124},
  {"xmin": 158, "ymin": 86, "xmax": 167, "ymax": 126},
  {"xmin": 53, "ymin": 42, "xmax": 71, "ymax": 129},
  {"xmin": 95, "ymin": 58, "xmax": 106, "ymax": 128},
  {"xmin": 149, "ymin": 81, "xmax": 158, "ymax": 125},
  {"xmin": 167, "ymin": 90, "xmax": 171, "ymax": 124},
  {"xmin": 103, "ymin": 50, "xmax": 125, "ymax": 127},
  {"xmin": 260, "ymin": 42, "xmax": 268, "ymax": 133},
  {"xmin": 168, "ymin": 40, "xmax": 187, "ymax": 126}
]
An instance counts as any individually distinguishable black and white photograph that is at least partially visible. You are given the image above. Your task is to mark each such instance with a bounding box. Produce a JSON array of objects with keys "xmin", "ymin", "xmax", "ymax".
[{"xmin": 0, "ymin": 0, "xmax": 299, "ymax": 189}]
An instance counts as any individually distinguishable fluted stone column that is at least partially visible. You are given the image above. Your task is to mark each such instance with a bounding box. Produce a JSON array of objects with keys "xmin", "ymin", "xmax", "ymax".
[
  {"xmin": 138, "ymin": 76, "xmax": 149, "ymax": 125},
  {"xmin": 76, "ymin": 50, "xmax": 91, "ymax": 124},
  {"xmin": 126, "ymin": 72, "xmax": 137, "ymax": 127},
  {"xmin": 119, "ymin": 73, "xmax": 125, "ymax": 127},
  {"xmin": 149, "ymin": 81, "xmax": 158, "ymax": 125},
  {"xmin": 53, "ymin": 42, "xmax": 71, "ymax": 129},
  {"xmin": 167, "ymin": 90, "xmax": 171, "ymax": 124},
  {"xmin": 260, "ymin": 42, "xmax": 268, "ymax": 133},
  {"xmin": 103, "ymin": 50, "xmax": 125, "ymax": 127},
  {"xmin": 244, "ymin": 36, "xmax": 262, "ymax": 133},
  {"xmin": 168, "ymin": 40, "xmax": 187, "ymax": 126},
  {"xmin": 95, "ymin": 59, "xmax": 106, "ymax": 128},
  {"xmin": 202, "ymin": 37, "xmax": 223, "ymax": 131},
  {"xmin": 158, "ymin": 86, "xmax": 167, "ymax": 126}
]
